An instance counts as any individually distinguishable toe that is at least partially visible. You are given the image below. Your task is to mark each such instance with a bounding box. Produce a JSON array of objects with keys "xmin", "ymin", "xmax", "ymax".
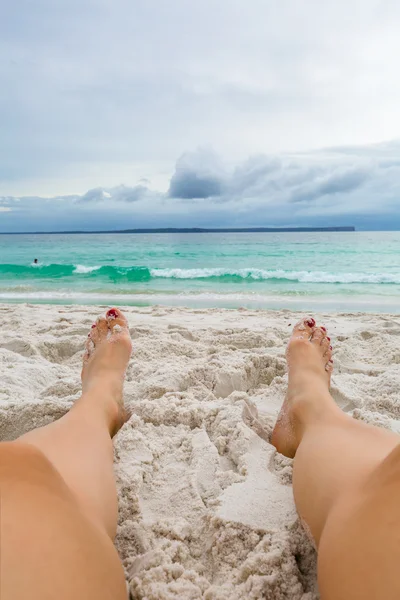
[
  {"xmin": 95, "ymin": 317, "xmax": 109, "ymax": 339},
  {"xmin": 324, "ymin": 338, "xmax": 333, "ymax": 359},
  {"xmin": 89, "ymin": 324, "xmax": 100, "ymax": 345},
  {"xmin": 292, "ymin": 317, "xmax": 316, "ymax": 340},
  {"xmin": 321, "ymin": 331, "xmax": 334, "ymax": 374},
  {"xmin": 320, "ymin": 335, "xmax": 330, "ymax": 354},
  {"xmin": 85, "ymin": 336, "xmax": 95, "ymax": 358},
  {"xmin": 325, "ymin": 358, "xmax": 334, "ymax": 374},
  {"xmin": 106, "ymin": 307, "xmax": 129, "ymax": 333},
  {"xmin": 311, "ymin": 327, "xmax": 326, "ymax": 347},
  {"xmin": 86, "ymin": 317, "xmax": 109, "ymax": 351}
]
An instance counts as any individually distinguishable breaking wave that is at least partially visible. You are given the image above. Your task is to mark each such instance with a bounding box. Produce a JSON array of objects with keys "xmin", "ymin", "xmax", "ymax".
[{"xmin": 1, "ymin": 263, "xmax": 400, "ymax": 284}]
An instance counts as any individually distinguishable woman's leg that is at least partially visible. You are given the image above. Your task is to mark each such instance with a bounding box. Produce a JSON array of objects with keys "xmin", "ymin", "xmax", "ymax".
[
  {"xmin": 271, "ymin": 318, "xmax": 400, "ymax": 600},
  {"xmin": 1, "ymin": 308, "xmax": 132, "ymax": 600}
]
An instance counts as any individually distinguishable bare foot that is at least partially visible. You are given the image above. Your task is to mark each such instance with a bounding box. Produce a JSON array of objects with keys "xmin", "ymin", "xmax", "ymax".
[
  {"xmin": 271, "ymin": 317, "xmax": 334, "ymax": 458},
  {"xmin": 80, "ymin": 308, "xmax": 132, "ymax": 435}
]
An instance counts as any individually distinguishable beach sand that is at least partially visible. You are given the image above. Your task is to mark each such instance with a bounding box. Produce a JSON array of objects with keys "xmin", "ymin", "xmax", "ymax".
[{"xmin": 1, "ymin": 303, "xmax": 400, "ymax": 599}]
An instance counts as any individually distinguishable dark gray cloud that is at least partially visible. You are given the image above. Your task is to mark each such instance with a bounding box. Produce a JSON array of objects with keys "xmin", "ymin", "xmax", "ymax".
[
  {"xmin": 169, "ymin": 172, "xmax": 223, "ymax": 199},
  {"xmin": 168, "ymin": 150, "xmax": 225, "ymax": 199}
]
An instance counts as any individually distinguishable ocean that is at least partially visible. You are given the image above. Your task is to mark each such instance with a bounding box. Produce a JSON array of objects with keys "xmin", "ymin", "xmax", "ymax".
[{"xmin": 1, "ymin": 231, "xmax": 400, "ymax": 312}]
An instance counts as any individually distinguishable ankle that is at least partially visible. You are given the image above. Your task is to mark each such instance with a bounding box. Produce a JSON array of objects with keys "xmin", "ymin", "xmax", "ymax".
[
  {"xmin": 82, "ymin": 375, "xmax": 123, "ymax": 399},
  {"xmin": 74, "ymin": 387, "xmax": 123, "ymax": 436},
  {"xmin": 288, "ymin": 387, "xmax": 339, "ymax": 429}
]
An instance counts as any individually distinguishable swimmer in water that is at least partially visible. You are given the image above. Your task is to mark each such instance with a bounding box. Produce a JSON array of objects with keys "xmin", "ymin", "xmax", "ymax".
[
  {"xmin": 33, "ymin": 258, "xmax": 38, "ymax": 264},
  {"xmin": 1, "ymin": 311, "xmax": 400, "ymax": 599}
]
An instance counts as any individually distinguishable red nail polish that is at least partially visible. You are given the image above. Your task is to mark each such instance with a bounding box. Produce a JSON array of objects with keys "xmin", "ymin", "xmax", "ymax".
[
  {"xmin": 327, "ymin": 337, "xmax": 331, "ymax": 341},
  {"xmin": 91, "ymin": 323, "xmax": 96, "ymax": 328},
  {"xmin": 306, "ymin": 318, "xmax": 315, "ymax": 328},
  {"xmin": 107, "ymin": 308, "xmax": 119, "ymax": 318},
  {"xmin": 321, "ymin": 326, "xmax": 326, "ymax": 332},
  {"xmin": 330, "ymin": 345, "xmax": 333, "ymax": 350}
]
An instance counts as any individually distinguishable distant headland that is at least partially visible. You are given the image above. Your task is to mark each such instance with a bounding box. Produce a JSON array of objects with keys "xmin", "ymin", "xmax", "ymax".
[
  {"xmin": 4, "ymin": 226, "xmax": 355, "ymax": 234},
  {"xmin": 111, "ymin": 226, "xmax": 356, "ymax": 233}
]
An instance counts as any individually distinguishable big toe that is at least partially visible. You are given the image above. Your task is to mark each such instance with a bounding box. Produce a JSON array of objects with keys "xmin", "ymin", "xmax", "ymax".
[
  {"xmin": 291, "ymin": 317, "xmax": 316, "ymax": 340},
  {"xmin": 106, "ymin": 307, "xmax": 129, "ymax": 333}
]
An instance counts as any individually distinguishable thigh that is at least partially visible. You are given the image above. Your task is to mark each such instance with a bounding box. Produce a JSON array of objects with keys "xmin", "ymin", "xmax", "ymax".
[
  {"xmin": 0, "ymin": 442, "xmax": 127, "ymax": 600},
  {"xmin": 317, "ymin": 451, "xmax": 400, "ymax": 600}
]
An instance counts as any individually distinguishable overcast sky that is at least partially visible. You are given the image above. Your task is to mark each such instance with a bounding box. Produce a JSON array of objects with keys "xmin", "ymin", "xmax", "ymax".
[{"xmin": 1, "ymin": 0, "xmax": 400, "ymax": 231}]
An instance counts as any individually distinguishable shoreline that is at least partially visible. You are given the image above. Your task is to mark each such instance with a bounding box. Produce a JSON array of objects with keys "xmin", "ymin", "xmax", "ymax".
[
  {"xmin": 1, "ymin": 295, "xmax": 400, "ymax": 313},
  {"xmin": 1, "ymin": 304, "xmax": 399, "ymax": 599}
]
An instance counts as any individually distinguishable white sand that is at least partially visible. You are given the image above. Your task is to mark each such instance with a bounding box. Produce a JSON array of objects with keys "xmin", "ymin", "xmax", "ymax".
[{"xmin": 1, "ymin": 304, "xmax": 400, "ymax": 599}]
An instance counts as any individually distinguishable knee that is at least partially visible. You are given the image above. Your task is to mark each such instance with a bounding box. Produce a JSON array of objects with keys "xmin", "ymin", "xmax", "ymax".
[
  {"xmin": 365, "ymin": 442, "xmax": 400, "ymax": 492},
  {"xmin": 0, "ymin": 441, "xmax": 62, "ymax": 488},
  {"xmin": 382, "ymin": 442, "xmax": 400, "ymax": 471}
]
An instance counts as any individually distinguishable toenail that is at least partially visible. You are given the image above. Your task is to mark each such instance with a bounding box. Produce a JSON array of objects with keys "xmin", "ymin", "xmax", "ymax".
[
  {"xmin": 321, "ymin": 326, "xmax": 326, "ymax": 332},
  {"xmin": 330, "ymin": 345, "xmax": 332, "ymax": 350},
  {"xmin": 91, "ymin": 323, "xmax": 96, "ymax": 328},
  {"xmin": 327, "ymin": 337, "xmax": 331, "ymax": 341},
  {"xmin": 107, "ymin": 308, "xmax": 119, "ymax": 319},
  {"xmin": 305, "ymin": 318, "xmax": 315, "ymax": 328}
]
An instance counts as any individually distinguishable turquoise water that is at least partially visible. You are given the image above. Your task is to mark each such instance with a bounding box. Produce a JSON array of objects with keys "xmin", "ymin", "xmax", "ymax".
[{"xmin": 1, "ymin": 232, "xmax": 400, "ymax": 311}]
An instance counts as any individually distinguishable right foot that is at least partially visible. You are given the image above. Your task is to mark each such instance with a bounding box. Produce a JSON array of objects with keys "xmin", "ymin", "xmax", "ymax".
[
  {"xmin": 271, "ymin": 318, "xmax": 334, "ymax": 458},
  {"xmin": 80, "ymin": 308, "xmax": 132, "ymax": 435}
]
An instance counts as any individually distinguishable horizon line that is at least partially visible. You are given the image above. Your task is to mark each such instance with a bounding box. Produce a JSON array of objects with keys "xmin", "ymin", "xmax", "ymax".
[{"xmin": 0, "ymin": 226, "xmax": 356, "ymax": 235}]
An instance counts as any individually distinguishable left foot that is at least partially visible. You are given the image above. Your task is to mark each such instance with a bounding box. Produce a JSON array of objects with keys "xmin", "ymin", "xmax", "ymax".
[
  {"xmin": 80, "ymin": 308, "xmax": 132, "ymax": 435},
  {"xmin": 271, "ymin": 318, "xmax": 335, "ymax": 458}
]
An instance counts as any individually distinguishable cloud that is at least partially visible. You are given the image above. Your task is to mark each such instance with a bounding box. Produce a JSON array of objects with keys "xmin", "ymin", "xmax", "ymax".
[
  {"xmin": 167, "ymin": 147, "xmax": 377, "ymax": 210},
  {"xmin": 168, "ymin": 149, "xmax": 226, "ymax": 199},
  {"xmin": 77, "ymin": 185, "xmax": 153, "ymax": 204},
  {"xmin": 288, "ymin": 166, "xmax": 370, "ymax": 203},
  {"xmin": 2, "ymin": 0, "xmax": 400, "ymax": 198},
  {"xmin": 78, "ymin": 188, "xmax": 110, "ymax": 203},
  {"xmin": 1, "ymin": 140, "xmax": 400, "ymax": 232},
  {"xmin": 111, "ymin": 185, "xmax": 154, "ymax": 203},
  {"xmin": 230, "ymin": 156, "xmax": 282, "ymax": 196},
  {"xmin": 169, "ymin": 171, "xmax": 223, "ymax": 199}
]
